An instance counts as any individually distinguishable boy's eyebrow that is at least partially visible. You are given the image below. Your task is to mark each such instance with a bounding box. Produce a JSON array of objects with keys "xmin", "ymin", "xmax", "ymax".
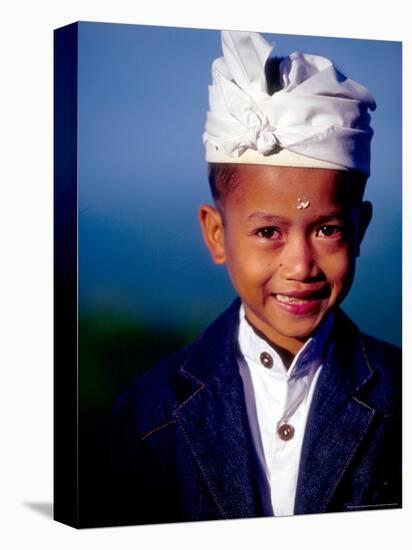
[
  {"xmin": 247, "ymin": 210, "xmax": 349, "ymax": 224},
  {"xmin": 310, "ymin": 210, "xmax": 349, "ymax": 223},
  {"xmin": 247, "ymin": 212, "xmax": 290, "ymax": 223}
]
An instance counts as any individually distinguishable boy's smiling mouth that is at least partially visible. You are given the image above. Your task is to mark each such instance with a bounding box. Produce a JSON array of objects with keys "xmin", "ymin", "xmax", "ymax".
[
  {"xmin": 271, "ymin": 287, "xmax": 330, "ymax": 315},
  {"xmin": 276, "ymin": 294, "xmax": 312, "ymax": 305}
]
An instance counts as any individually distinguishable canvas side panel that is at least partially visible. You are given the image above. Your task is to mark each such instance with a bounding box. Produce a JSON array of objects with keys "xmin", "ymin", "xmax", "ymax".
[{"xmin": 53, "ymin": 22, "xmax": 79, "ymax": 529}]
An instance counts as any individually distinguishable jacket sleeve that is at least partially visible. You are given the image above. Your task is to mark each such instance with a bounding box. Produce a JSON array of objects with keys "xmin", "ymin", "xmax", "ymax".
[{"xmin": 110, "ymin": 393, "xmax": 159, "ymax": 526}]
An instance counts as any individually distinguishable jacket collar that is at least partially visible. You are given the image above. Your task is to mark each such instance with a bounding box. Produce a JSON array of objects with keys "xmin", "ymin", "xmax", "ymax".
[{"xmin": 179, "ymin": 297, "xmax": 242, "ymax": 386}]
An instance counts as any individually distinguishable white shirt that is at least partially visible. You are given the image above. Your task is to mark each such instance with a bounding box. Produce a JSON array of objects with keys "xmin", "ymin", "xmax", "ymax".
[{"xmin": 237, "ymin": 304, "xmax": 333, "ymax": 516}]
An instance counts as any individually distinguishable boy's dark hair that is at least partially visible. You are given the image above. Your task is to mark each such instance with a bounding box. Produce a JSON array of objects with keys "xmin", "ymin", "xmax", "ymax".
[
  {"xmin": 207, "ymin": 163, "xmax": 239, "ymax": 213},
  {"xmin": 208, "ymin": 162, "xmax": 368, "ymax": 213}
]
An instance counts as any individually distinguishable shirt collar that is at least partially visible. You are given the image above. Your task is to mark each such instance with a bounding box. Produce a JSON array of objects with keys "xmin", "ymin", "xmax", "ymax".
[{"xmin": 238, "ymin": 303, "xmax": 334, "ymax": 380}]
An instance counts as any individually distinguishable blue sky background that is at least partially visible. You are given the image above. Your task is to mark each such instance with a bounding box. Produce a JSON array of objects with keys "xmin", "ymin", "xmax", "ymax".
[{"xmin": 77, "ymin": 22, "xmax": 401, "ymax": 345}]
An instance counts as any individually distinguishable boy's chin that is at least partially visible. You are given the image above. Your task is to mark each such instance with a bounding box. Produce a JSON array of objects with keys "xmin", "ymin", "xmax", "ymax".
[
  {"xmin": 263, "ymin": 312, "xmax": 329, "ymax": 343},
  {"xmin": 243, "ymin": 299, "xmax": 334, "ymax": 346}
]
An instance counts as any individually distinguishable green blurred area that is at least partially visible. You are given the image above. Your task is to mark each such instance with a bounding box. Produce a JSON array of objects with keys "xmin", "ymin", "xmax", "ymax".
[{"xmin": 78, "ymin": 309, "xmax": 207, "ymax": 412}]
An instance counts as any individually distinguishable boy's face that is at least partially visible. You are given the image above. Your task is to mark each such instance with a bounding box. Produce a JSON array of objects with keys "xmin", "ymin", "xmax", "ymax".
[{"xmin": 199, "ymin": 165, "xmax": 372, "ymax": 354}]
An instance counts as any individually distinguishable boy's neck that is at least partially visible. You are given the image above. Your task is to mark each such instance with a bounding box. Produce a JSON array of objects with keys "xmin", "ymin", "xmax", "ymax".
[
  {"xmin": 241, "ymin": 303, "xmax": 335, "ymax": 370},
  {"xmin": 243, "ymin": 314, "xmax": 299, "ymax": 370},
  {"xmin": 242, "ymin": 306, "xmax": 308, "ymax": 358}
]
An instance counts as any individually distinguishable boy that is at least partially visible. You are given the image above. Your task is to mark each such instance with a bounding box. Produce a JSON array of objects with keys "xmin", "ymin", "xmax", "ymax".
[{"xmin": 112, "ymin": 30, "xmax": 401, "ymax": 524}]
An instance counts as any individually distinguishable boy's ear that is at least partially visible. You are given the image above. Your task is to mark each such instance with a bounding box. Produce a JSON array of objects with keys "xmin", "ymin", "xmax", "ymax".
[
  {"xmin": 356, "ymin": 200, "xmax": 373, "ymax": 256},
  {"xmin": 198, "ymin": 204, "xmax": 226, "ymax": 265}
]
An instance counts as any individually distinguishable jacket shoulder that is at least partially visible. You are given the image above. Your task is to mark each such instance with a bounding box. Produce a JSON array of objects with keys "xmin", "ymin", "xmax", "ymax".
[
  {"xmin": 335, "ymin": 309, "xmax": 401, "ymax": 375},
  {"xmin": 361, "ymin": 332, "xmax": 401, "ymax": 374},
  {"xmin": 113, "ymin": 298, "xmax": 241, "ymax": 439},
  {"xmin": 360, "ymin": 331, "xmax": 401, "ymax": 413},
  {"xmin": 331, "ymin": 310, "xmax": 401, "ymax": 414},
  {"xmin": 113, "ymin": 342, "xmax": 196, "ymax": 438}
]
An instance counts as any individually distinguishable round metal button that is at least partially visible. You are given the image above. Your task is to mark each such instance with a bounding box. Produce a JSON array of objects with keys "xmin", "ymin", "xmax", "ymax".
[
  {"xmin": 278, "ymin": 423, "xmax": 295, "ymax": 441},
  {"xmin": 260, "ymin": 351, "xmax": 273, "ymax": 369}
]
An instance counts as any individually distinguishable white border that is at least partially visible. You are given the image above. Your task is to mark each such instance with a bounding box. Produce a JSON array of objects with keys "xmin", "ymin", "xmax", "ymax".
[{"xmin": 0, "ymin": 1, "xmax": 409, "ymax": 549}]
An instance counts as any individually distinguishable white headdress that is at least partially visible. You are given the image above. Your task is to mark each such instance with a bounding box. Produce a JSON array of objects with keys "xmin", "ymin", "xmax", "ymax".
[{"xmin": 203, "ymin": 31, "xmax": 376, "ymax": 174}]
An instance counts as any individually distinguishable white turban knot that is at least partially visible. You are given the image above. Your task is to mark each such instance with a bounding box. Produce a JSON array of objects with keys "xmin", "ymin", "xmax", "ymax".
[{"xmin": 203, "ymin": 31, "xmax": 376, "ymax": 174}]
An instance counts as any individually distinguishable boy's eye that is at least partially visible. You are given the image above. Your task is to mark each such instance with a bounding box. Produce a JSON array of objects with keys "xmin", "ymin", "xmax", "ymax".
[
  {"xmin": 316, "ymin": 225, "xmax": 343, "ymax": 238},
  {"xmin": 256, "ymin": 226, "xmax": 281, "ymax": 240}
]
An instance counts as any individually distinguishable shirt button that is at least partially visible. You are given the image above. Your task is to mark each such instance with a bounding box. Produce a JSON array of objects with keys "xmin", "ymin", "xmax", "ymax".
[
  {"xmin": 278, "ymin": 423, "xmax": 295, "ymax": 441},
  {"xmin": 260, "ymin": 351, "xmax": 273, "ymax": 369}
]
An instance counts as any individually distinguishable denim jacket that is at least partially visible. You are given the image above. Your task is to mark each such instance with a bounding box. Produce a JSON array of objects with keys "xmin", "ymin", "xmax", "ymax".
[{"xmin": 111, "ymin": 298, "xmax": 401, "ymax": 525}]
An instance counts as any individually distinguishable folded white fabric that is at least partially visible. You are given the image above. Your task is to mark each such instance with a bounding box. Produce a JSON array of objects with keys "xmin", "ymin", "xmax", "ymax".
[{"xmin": 203, "ymin": 31, "xmax": 376, "ymax": 174}]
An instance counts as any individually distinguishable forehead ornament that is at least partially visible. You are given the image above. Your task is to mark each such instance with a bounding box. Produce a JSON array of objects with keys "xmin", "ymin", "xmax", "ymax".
[{"xmin": 296, "ymin": 198, "xmax": 310, "ymax": 210}]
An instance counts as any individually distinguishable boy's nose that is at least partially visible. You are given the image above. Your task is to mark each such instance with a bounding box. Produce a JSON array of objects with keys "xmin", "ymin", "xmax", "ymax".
[{"xmin": 278, "ymin": 235, "xmax": 319, "ymax": 282}]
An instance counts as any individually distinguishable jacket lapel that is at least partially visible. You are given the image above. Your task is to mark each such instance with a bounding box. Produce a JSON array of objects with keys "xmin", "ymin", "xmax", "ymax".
[
  {"xmin": 294, "ymin": 310, "xmax": 377, "ymax": 514},
  {"xmin": 174, "ymin": 298, "xmax": 266, "ymax": 519}
]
